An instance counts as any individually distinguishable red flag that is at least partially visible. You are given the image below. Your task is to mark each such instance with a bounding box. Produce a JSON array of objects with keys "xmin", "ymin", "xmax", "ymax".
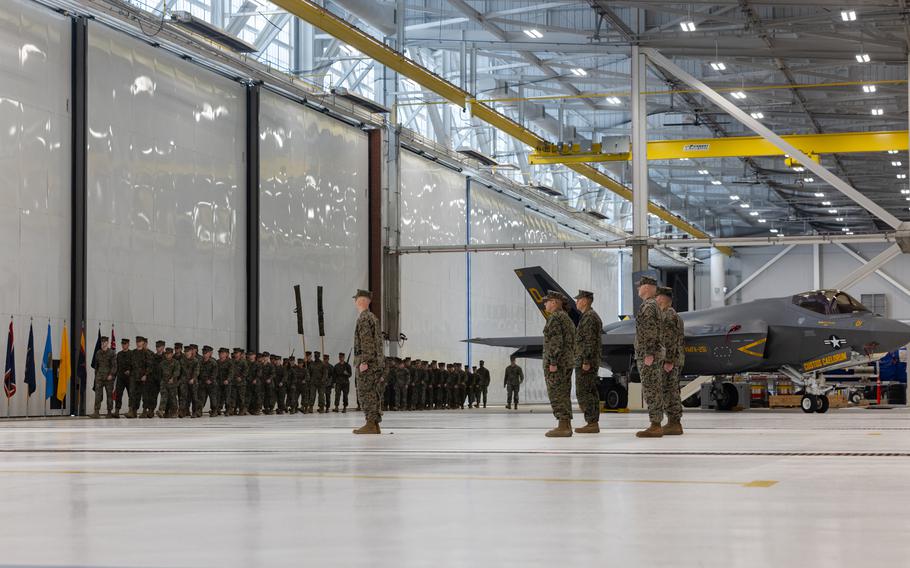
[{"xmin": 3, "ymin": 319, "xmax": 15, "ymax": 398}]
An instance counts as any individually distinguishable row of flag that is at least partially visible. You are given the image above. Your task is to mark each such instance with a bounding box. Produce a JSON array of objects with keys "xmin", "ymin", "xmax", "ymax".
[{"xmin": 2, "ymin": 319, "xmax": 96, "ymax": 403}]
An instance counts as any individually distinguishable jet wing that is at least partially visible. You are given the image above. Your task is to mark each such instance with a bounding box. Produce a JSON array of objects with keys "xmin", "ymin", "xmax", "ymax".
[{"xmin": 465, "ymin": 336, "xmax": 543, "ymax": 359}]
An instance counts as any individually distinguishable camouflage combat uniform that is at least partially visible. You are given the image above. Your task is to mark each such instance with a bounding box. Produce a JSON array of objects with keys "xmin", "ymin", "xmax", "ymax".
[
  {"xmin": 394, "ymin": 364, "xmax": 409, "ymax": 410},
  {"xmin": 659, "ymin": 305, "xmax": 685, "ymax": 424},
  {"xmin": 476, "ymin": 365, "xmax": 491, "ymax": 408},
  {"xmin": 216, "ymin": 353, "xmax": 234, "ymax": 415},
  {"xmin": 504, "ymin": 363, "xmax": 523, "ymax": 407},
  {"xmin": 113, "ymin": 346, "xmax": 132, "ymax": 416},
  {"xmin": 575, "ymin": 306, "xmax": 604, "ymax": 424},
  {"xmin": 354, "ymin": 309, "xmax": 384, "ymax": 424},
  {"xmin": 92, "ymin": 347, "xmax": 117, "ymax": 416},
  {"xmin": 543, "ymin": 308, "xmax": 575, "ymax": 420},
  {"xmin": 333, "ymin": 360, "xmax": 352, "ymax": 411},
  {"xmin": 157, "ymin": 356, "xmax": 181, "ymax": 418},
  {"xmin": 635, "ymin": 297, "xmax": 664, "ymax": 424},
  {"xmin": 179, "ymin": 352, "xmax": 200, "ymax": 418},
  {"xmin": 129, "ymin": 346, "xmax": 155, "ymax": 417},
  {"xmin": 197, "ymin": 353, "xmax": 218, "ymax": 417}
]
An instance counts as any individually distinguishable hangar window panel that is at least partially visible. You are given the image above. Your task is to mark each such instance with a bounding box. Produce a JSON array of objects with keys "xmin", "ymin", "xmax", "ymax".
[{"xmin": 861, "ymin": 294, "xmax": 887, "ymax": 317}]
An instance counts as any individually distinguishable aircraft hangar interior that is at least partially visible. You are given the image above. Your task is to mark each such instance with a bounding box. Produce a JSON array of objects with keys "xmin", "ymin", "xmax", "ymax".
[{"xmin": 2, "ymin": 1, "xmax": 910, "ymax": 566}]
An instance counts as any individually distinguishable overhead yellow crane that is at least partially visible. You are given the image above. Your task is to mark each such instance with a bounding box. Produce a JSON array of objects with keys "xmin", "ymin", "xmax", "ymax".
[
  {"xmin": 530, "ymin": 131, "xmax": 909, "ymax": 165},
  {"xmin": 268, "ymin": 0, "xmax": 732, "ymax": 254}
]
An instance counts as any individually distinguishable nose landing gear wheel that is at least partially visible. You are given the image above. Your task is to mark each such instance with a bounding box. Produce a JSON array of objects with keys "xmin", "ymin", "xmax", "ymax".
[
  {"xmin": 816, "ymin": 395, "xmax": 830, "ymax": 413},
  {"xmin": 849, "ymin": 392, "xmax": 862, "ymax": 405},
  {"xmin": 801, "ymin": 394, "xmax": 817, "ymax": 413}
]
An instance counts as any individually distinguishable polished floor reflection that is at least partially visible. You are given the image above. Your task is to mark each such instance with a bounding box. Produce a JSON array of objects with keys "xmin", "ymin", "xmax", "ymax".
[{"xmin": 2, "ymin": 407, "xmax": 909, "ymax": 567}]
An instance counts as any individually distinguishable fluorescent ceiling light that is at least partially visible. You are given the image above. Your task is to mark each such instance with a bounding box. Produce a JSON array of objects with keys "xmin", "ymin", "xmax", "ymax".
[
  {"xmin": 730, "ymin": 195, "xmax": 740, "ymax": 201},
  {"xmin": 605, "ymin": 96, "xmax": 621, "ymax": 105},
  {"xmin": 749, "ymin": 211, "xmax": 759, "ymax": 216},
  {"xmin": 863, "ymin": 84, "xmax": 877, "ymax": 93},
  {"xmin": 835, "ymin": 217, "xmax": 844, "ymax": 221},
  {"xmin": 770, "ymin": 228, "xmax": 779, "ymax": 233},
  {"xmin": 697, "ymin": 169, "xmax": 710, "ymax": 175},
  {"xmin": 893, "ymin": 161, "xmax": 903, "ymax": 167},
  {"xmin": 740, "ymin": 203, "xmax": 750, "ymax": 209},
  {"xmin": 841, "ymin": 10, "xmax": 857, "ymax": 21},
  {"xmin": 758, "ymin": 218, "xmax": 767, "ymax": 223},
  {"xmin": 804, "ymin": 177, "xmax": 815, "ymax": 182},
  {"xmin": 680, "ymin": 21, "xmax": 696, "ymax": 32},
  {"xmin": 711, "ymin": 180, "xmax": 723, "ymax": 185},
  {"xmin": 814, "ymin": 192, "xmax": 825, "ymax": 197},
  {"xmin": 842, "ymin": 227, "xmax": 850, "ymax": 232},
  {"xmin": 822, "ymin": 201, "xmax": 832, "ymax": 206},
  {"xmin": 571, "ymin": 68, "xmax": 587, "ymax": 77},
  {"xmin": 846, "ymin": 231, "xmax": 854, "ymax": 235},
  {"xmin": 888, "ymin": 150, "xmax": 899, "ymax": 154},
  {"xmin": 872, "ymin": 108, "xmax": 884, "ymax": 116},
  {"xmin": 710, "ymin": 62, "xmax": 726, "ymax": 71},
  {"xmin": 828, "ymin": 209, "xmax": 838, "ymax": 213},
  {"xmin": 730, "ymin": 91, "xmax": 747, "ymax": 100},
  {"xmin": 750, "ymin": 112, "xmax": 764, "ymax": 119},
  {"xmin": 898, "ymin": 174, "xmax": 907, "ymax": 179},
  {"xmin": 856, "ymin": 53, "xmax": 871, "ymax": 63},
  {"xmin": 523, "ymin": 29, "xmax": 543, "ymax": 39},
  {"xmin": 901, "ymin": 189, "xmax": 910, "ymax": 195},
  {"xmin": 792, "ymin": 166, "xmax": 805, "ymax": 172}
]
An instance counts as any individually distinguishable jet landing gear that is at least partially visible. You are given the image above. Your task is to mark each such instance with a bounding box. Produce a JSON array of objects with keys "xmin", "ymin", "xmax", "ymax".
[{"xmin": 781, "ymin": 365, "xmax": 834, "ymax": 414}]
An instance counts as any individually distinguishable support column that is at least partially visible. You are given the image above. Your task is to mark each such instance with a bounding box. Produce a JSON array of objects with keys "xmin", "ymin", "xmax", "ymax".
[
  {"xmin": 368, "ymin": 129, "xmax": 383, "ymax": 321},
  {"xmin": 245, "ymin": 84, "xmax": 261, "ymax": 352},
  {"xmin": 466, "ymin": 177, "xmax": 472, "ymax": 365},
  {"xmin": 687, "ymin": 262, "xmax": 695, "ymax": 312},
  {"xmin": 293, "ymin": 17, "xmax": 313, "ymax": 75},
  {"xmin": 70, "ymin": 16, "xmax": 88, "ymax": 417},
  {"xmin": 812, "ymin": 244, "xmax": 821, "ymax": 289},
  {"xmin": 710, "ymin": 248, "xmax": 726, "ymax": 308},
  {"xmin": 630, "ymin": 46, "xmax": 649, "ymax": 279}
]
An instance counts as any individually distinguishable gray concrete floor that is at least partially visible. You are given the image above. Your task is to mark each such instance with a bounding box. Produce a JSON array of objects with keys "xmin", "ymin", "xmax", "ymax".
[{"xmin": 1, "ymin": 406, "xmax": 909, "ymax": 567}]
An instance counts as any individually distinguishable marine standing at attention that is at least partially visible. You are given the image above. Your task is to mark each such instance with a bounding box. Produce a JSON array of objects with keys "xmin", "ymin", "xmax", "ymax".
[
  {"xmin": 656, "ymin": 286, "xmax": 685, "ymax": 435},
  {"xmin": 541, "ymin": 290, "xmax": 576, "ymax": 437},
  {"xmin": 573, "ymin": 289, "xmax": 604, "ymax": 434},
  {"xmin": 352, "ymin": 290, "xmax": 384, "ymax": 434},
  {"xmin": 635, "ymin": 276, "xmax": 664, "ymax": 438}
]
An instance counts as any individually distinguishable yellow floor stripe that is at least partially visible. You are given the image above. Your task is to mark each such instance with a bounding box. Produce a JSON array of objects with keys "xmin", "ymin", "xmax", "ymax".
[{"xmin": 0, "ymin": 469, "xmax": 776, "ymax": 488}]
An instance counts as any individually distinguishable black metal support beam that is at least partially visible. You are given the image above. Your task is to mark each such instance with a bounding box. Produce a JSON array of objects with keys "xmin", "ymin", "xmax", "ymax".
[
  {"xmin": 70, "ymin": 16, "xmax": 88, "ymax": 417},
  {"xmin": 245, "ymin": 83, "xmax": 261, "ymax": 352},
  {"xmin": 367, "ymin": 129, "xmax": 383, "ymax": 322}
]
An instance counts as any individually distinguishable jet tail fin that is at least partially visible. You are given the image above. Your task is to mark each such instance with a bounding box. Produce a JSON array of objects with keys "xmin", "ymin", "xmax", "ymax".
[{"xmin": 514, "ymin": 266, "xmax": 581, "ymax": 325}]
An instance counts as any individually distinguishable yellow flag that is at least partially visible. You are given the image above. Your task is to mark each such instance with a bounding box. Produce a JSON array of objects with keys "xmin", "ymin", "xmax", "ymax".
[{"xmin": 56, "ymin": 324, "xmax": 70, "ymax": 402}]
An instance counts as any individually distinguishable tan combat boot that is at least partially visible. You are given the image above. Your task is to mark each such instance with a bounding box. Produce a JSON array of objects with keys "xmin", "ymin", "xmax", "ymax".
[
  {"xmin": 574, "ymin": 421, "xmax": 600, "ymax": 434},
  {"xmin": 353, "ymin": 420, "xmax": 381, "ymax": 434},
  {"xmin": 662, "ymin": 420, "xmax": 684, "ymax": 436},
  {"xmin": 125, "ymin": 409, "xmax": 137, "ymax": 419},
  {"xmin": 636, "ymin": 422, "xmax": 663, "ymax": 438},
  {"xmin": 89, "ymin": 412, "xmax": 100, "ymax": 419},
  {"xmin": 545, "ymin": 419, "xmax": 573, "ymax": 437}
]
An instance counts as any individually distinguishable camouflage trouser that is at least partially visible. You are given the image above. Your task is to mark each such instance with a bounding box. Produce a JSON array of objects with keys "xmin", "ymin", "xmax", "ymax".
[
  {"xmin": 416, "ymin": 385, "xmax": 425, "ymax": 409},
  {"xmin": 575, "ymin": 369, "xmax": 600, "ymax": 424},
  {"xmin": 506, "ymin": 384, "xmax": 520, "ymax": 406},
  {"xmin": 312, "ymin": 383, "xmax": 323, "ymax": 410},
  {"xmin": 93, "ymin": 379, "xmax": 114, "ymax": 414},
  {"xmin": 144, "ymin": 379, "xmax": 160, "ymax": 412},
  {"xmin": 187, "ymin": 383, "xmax": 198, "ymax": 415},
  {"xmin": 466, "ymin": 386, "xmax": 475, "ymax": 407},
  {"xmin": 276, "ymin": 383, "xmax": 287, "ymax": 411},
  {"xmin": 128, "ymin": 376, "xmax": 149, "ymax": 412},
  {"xmin": 334, "ymin": 382, "xmax": 350, "ymax": 408},
  {"xmin": 198, "ymin": 381, "xmax": 218, "ymax": 415},
  {"xmin": 323, "ymin": 385, "xmax": 333, "ymax": 409},
  {"xmin": 638, "ymin": 359, "xmax": 664, "ymax": 424},
  {"xmin": 218, "ymin": 382, "xmax": 231, "ymax": 414},
  {"xmin": 287, "ymin": 383, "xmax": 299, "ymax": 412},
  {"xmin": 659, "ymin": 365, "xmax": 684, "ymax": 423},
  {"xmin": 263, "ymin": 381, "xmax": 275, "ymax": 413},
  {"xmin": 545, "ymin": 368, "xmax": 573, "ymax": 420},
  {"xmin": 178, "ymin": 382, "xmax": 189, "ymax": 415},
  {"xmin": 479, "ymin": 387, "xmax": 488, "ymax": 407},
  {"xmin": 249, "ymin": 382, "xmax": 262, "ymax": 414},
  {"xmin": 159, "ymin": 381, "xmax": 179, "ymax": 416},
  {"xmin": 357, "ymin": 369, "xmax": 383, "ymax": 424},
  {"xmin": 113, "ymin": 376, "xmax": 130, "ymax": 410},
  {"xmin": 436, "ymin": 387, "xmax": 446, "ymax": 408},
  {"xmin": 394, "ymin": 384, "xmax": 407, "ymax": 409}
]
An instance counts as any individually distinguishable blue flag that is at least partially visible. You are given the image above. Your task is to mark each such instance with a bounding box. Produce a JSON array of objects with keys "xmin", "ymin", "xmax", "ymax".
[
  {"xmin": 42, "ymin": 323, "xmax": 53, "ymax": 400},
  {"xmin": 24, "ymin": 322, "xmax": 36, "ymax": 396},
  {"xmin": 4, "ymin": 319, "xmax": 15, "ymax": 399}
]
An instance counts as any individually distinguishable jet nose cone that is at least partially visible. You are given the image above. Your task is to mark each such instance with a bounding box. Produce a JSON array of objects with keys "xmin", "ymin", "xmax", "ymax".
[{"xmin": 871, "ymin": 318, "xmax": 910, "ymax": 352}]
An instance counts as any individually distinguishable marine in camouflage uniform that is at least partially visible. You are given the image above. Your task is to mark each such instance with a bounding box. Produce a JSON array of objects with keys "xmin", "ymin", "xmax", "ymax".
[
  {"xmin": 657, "ymin": 286, "xmax": 685, "ymax": 435},
  {"xmin": 287, "ymin": 357, "xmax": 300, "ymax": 413},
  {"xmin": 464, "ymin": 364, "xmax": 475, "ymax": 408},
  {"xmin": 393, "ymin": 359, "xmax": 409, "ymax": 410},
  {"xmin": 276, "ymin": 357, "xmax": 290, "ymax": 414},
  {"xmin": 216, "ymin": 348, "xmax": 234, "ymax": 415},
  {"xmin": 504, "ymin": 356, "xmax": 523, "ymax": 409},
  {"xmin": 179, "ymin": 345, "xmax": 200, "ymax": 418},
  {"xmin": 542, "ymin": 291, "xmax": 576, "ymax": 437},
  {"xmin": 172, "ymin": 343, "xmax": 185, "ymax": 415},
  {"xmin": 299, "ymin": 352, "xmax": 314, "ymax": 413},
  {"xmin": 112, "ymin": 338, "xmax": 132, "ymax": 418},
  {"xmin": 436, "ymin": 362, "xmax": 447, "ymax": 409},
  {"xmin": 333, "ymin": 353, "xmax": 352, "ymax": 412},
  {"xmin": 352, "ymin": 289, "xmax": 384, "ymax": 433},
  {"xmin": 90, "ymin": 337, "xmax": 117, "ymax": 418},
  {"xmin": 310, "ymin": 351, "xmax": 326, "ymax": 413},
  {"xmin": 196, "ymin": 346, "xmax": 218, "ymax": 417},
  {"xmin": 261, "ymin": 354, "xmax": 277, "ymax": 415},
  {"xmin": 127, "ymin": 337, "xmax": 154, "ymax": 419},
  {"xmin": 634, "ymin": 276, "xmax": 664, "ymax": 438},
  {"xmin": 147, "ymin": 340, "xmax": 166, "ymax": 418},
  {"xmin": 156, "ymin": 348, "xmax": 180, "ymax": 418},
  {"xmin": 476, "ymin": 361, "xmax": 490, "ymax": 408},
  {"xmin": 573, "ymin": 290, "xmax": 604, "ymax": 433},
  {"xmin": 244, "ymin": 351, "xmax": 258, "ymax": 414}
]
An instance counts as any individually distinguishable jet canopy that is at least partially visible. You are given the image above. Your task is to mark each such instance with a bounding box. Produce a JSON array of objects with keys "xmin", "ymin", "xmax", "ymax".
[{"xmin": 791, "ymin": 290, "xmax": 870, "ymax": 315}]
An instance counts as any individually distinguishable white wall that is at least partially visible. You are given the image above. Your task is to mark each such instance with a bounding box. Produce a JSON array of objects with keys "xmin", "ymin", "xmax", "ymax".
[
  {"xmin": 86, "ymin": 23, "xmax": 247, "ymax": 410},
  {"xmin": 697, "ymin": 244, "xmax": 910, "ymax": 319},
  {"xmin": 0, "ymin": 0, "xmax": 71, "ymax": 416},
  {"xmin": 399, "ymin": 151, "xmax": 620, "ymax": 404},
  {"xmin": 258, "ymin": 90, "xmax": 369, "ymax": 357}
]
